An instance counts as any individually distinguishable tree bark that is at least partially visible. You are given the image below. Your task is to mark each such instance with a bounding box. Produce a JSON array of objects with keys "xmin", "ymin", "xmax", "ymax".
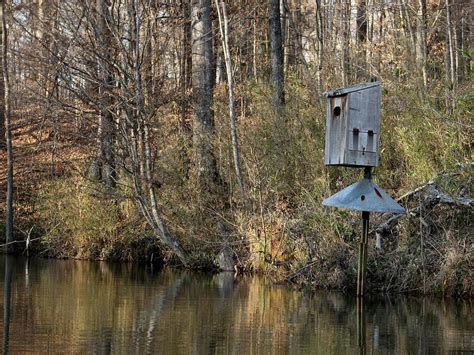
[
  {"xmin": 315, "ymin": 0, "xmax": 324, "ymax": 91},
  {"xmin": 127, "ymin": 0, "xmax": 190, "ymax": 266},
  {"xmin": 191, "ymin": 0, "xmax": 219, "ymax": 191},
  {"xmin": 400, "ymin": 0, "xmax": 417, "ymax": 75},
  {"xmin": 356, "ymin": 0, "xmax": 368, "ymax": 79},
  {"xmin": 1, "ymin": 0, "xmax": 13, "ymax": 248},
  {"xmin": 215, "ymin": 0, "xmax": 245, "ymax": 196},
  {"xmin": 269, "ymin": 0, "xmax": 285, "ymax": 121},
  {"xmin": 91, "ymin": 0, "xmax": 116, "ymax": 188},
  {"xmin": 416, "ymin": 0, "xmax": 428, "ymax": 90},
  {"xmin": 286, "ymin": 0, "xmax": 302, "ymax": 68},
  {"xmin": 0, "ymin": 39, "xmax": 3, "ymax": 150},
  {"xmin": 342, "ymin": 0, "xmax": 350, "ymax": 85},
  {"xmin": 445, "ymin": 0, "xmax": 455, "ymax": 85}
]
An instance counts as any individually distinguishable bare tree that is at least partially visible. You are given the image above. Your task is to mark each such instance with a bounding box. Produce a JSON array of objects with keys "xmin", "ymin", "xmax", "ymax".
[
  {"xmin": 191, "ymin": 0, "xmax": 219, "ymax": 192},
  {"xmin": 416, "ymin": 0, "xmax": 428, "ymax": 90},
  {"xmin": 215, "ymin": 0, "xmax": 245, "ymax": 196},
  {"xmin": 124, "ymin": 0, "xmax": 190, "ymax": 265},
  {"xmin": 445, "ymin": 0, "xmax": 455, "ymax": 86},
  {"xmin": 269, "ymin": 0, "xmax": 285, "ymax": 121},
  {"xmin": 356, "ymin": 0, "xmax": 368, "ymax": 79},
  {"xmin": 314, "ymin": 0, "xmax": 324, "ymax": 90},
  {"xmin": 1, "ymin": 0, "xmax": 13, "ymax": 247},
  {"xmin": 24, "ymin": 0, "xmax": 192, "ymax": 265},
  {"xmin": 88, "ymin": 0, "xmax": 117, "ymax": 187}
]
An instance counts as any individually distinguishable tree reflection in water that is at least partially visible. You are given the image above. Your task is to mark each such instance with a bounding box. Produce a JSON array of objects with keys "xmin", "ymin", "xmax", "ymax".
[
  {"xmin": 0, "ymin": 256, "xmax": 472, "ymax": 354},
  {"xmin": 2, "ymin": 255, "xmax": 13, "ymax": 354}
]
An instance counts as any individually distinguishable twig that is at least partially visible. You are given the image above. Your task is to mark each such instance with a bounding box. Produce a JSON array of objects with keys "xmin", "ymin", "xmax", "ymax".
[
  {"xmin": 284, "ymin": 261, "xmax": 317, "ymax": 282},
  {"xmin": 0, "ymin": 237, "xmax": 41, "ymax": 248}
]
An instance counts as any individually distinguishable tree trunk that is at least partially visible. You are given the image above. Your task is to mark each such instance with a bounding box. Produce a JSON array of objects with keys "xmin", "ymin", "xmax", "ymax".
[
  {"xmin": 342, "ymin": 0, "xmax": 350, "ymax": 85},
  {"xmin": 177, "ymin": 1, "xmax": 193, "ymax": 180},
  {"xmin": 182, "ymin": 1, "xmax": 192, "ymax": 92},
  {"xmin": 215, "ymin": 0, "xmax": 245, "ymax": 196},
  {"xmin": 400, "ymin": 0, "xmax": 417, "ymax": 75},
  {"xmin": 416, "ymin": 0, "xmax": 428, "ymax": 90},
  {"xmin": 356, "ymin": 0, "xmax": 368, "ymax": 80},
  {"xmin": 315, "ymin": 0, "xmax": 324, "ymax": 91},
  {"xmin": 127, "ymin": 0, "xmax": 190, "ymax": 266},
  {"xmin": 1, "ymin": 0, "xmax": 13, "ymax": 248},
  {"xmin": 269, "ymin": 0, "xmax": 285, "ymax": 121},
  {"xmin": 92, "ymin": 0, "xmax": 116, "ymax": 188},
  {"xmin": 191, "ymin": 0, "xmax": 219, "ymax": 191},
  {"xmin": 287, "ymin": 0, "xmax": 302, "ymax": 68},
  {"xmin": 458, "ymin": 1, "xmax": 468, "ymax": 81},
  {"xmin": 445, "ymin": 0, "xmax": 455, "ymax": 85},
  {"xmin": 252, "ymin": 8, "xmax": 259, "ymax": 80},
  {"xmin": 0, "ymin": 49, "xmax": 3, "ymax": 150}
]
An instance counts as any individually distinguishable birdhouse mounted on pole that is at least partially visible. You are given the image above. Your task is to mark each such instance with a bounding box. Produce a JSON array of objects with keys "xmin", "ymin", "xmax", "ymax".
[
  {"xmin": 322, "ymin": 81, "xmax": 405, "ymax": 297},
  {"xmin": 324, "ymin": 81, "xmax": 381, "ymax": 167}
]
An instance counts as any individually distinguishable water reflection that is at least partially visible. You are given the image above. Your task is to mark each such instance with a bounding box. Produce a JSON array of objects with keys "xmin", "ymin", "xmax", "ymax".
[
  {"xmin": 357, "ymin": 298, "xmax": 366, "ymax": 355},
  {"xmin": 0, "ymin": 256, "xmax": 473, "ymax": 354},
  {"xmin": 2, "ymin": 255, "xmax": 13, "ymax": 354}
]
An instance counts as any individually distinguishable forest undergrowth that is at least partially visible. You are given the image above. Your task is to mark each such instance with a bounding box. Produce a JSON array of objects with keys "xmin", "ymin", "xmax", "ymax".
[{"xmin": 1, "ymin": 77, "xmax": 472, "ymax": 296}]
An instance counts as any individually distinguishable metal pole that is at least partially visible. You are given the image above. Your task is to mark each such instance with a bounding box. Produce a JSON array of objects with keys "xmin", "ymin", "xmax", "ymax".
[
  {"xmin": 357, "ymin": 167, "xmax": 372, "ymax": 297},
  {"xmin": 358, "ymin": 211, "xmax": 370, "ymax": 296},
  {"xmin": 357, "ymin": 296, "xmax": 366, "ymax": 354}
]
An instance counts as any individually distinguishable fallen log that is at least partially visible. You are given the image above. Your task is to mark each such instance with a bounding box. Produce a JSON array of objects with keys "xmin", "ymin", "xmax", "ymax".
[{"xmin": 375, "ymin": 175, "xmax": 473, "ymax": 245}]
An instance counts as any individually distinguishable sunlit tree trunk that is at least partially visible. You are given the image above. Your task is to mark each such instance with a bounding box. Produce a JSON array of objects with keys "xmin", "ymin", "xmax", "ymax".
[
  {"xmin": 1, "ymin": 0, "xmax": 13, "ymax": 248},
  {"xmin": 342, "ymin": 0, "xmax": 350, "ymax": 85},
  {"xmin": 445, "ymin": 0, "xmax": 455, "ymax": 85},
  {"xmin": 416, "ymin": 0, "xmax": 428, "ymax": 90},
  {"xmin": 315, "ymin": 0, "xmax": 324, "ymax": 91},
  {"xmin": 457, "ymin": 0, "xmax": 468, "ymax": 81},
  {"xmin": 215, "ymin": 0, "xmax": 245, "ymax": 196},
  {"xmin": 356, "ymin": 0, "xmax": 367, "ymax": 79},
  {"xmin": 127, "ymin": 0, "xmax": 190, "ymax": 266},
  {"xmin": 252, "ymin": 7, "xmax": 259, "ymax": 80}
]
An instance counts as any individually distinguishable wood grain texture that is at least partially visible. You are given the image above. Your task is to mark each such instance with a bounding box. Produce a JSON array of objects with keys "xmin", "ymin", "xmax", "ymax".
[{"xmin": 325, "ymin": 82, "xmax": 381, "ymax": 167}]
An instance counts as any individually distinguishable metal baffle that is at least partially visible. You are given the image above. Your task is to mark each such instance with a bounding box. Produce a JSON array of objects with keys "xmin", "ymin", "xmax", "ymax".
[
  {"xmin": 323, "ymin": 167, "xmax": 405, "ymax": 297},
  {"xmin": 322, "ymin": 178, "xmax": 405, "ymax": 214}
]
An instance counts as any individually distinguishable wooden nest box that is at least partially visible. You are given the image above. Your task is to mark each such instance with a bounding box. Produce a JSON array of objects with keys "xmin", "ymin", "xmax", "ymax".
[{"xmin": 324, "ymin": 81, "xmax": 381, "ymax": 167}]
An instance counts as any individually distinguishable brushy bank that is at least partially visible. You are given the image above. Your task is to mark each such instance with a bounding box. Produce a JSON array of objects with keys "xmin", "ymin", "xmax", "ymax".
[
  {"xmin": 4, "ymin": 78, "xmax": 473, "ymax": 296},
  {"xmin": 34, "ymin": 177, "xmax": 162, "ymax": 262}
]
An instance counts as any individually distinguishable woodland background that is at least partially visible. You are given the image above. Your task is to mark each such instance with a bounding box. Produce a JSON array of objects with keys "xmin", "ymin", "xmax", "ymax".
[{"xmin": 0, "ymin": 0, "xmax": 472, "ymax": 295}]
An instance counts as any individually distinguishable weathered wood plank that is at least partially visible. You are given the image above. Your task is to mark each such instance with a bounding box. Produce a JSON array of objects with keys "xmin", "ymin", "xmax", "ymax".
[{"xmin": 325, "ymin": 82, "xmax": 381, "ymax": 167}]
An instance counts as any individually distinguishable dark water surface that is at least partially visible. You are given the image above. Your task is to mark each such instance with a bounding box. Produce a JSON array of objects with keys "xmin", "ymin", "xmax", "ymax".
[{"xmin": 1, "ymin": 256, "xmax": 473, "ymax": 354}]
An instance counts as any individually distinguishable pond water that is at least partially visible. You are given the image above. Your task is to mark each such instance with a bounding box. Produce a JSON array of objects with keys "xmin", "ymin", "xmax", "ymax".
[{"xmin": 1, "ymin": 255, "xmax": 473, "ymax": 354}]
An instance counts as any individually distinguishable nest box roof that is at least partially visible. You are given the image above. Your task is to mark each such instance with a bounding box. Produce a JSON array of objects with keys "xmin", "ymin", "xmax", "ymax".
[{"xmin": 323, "ymin": 81, "xmax": 381, "ymax": 97}]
